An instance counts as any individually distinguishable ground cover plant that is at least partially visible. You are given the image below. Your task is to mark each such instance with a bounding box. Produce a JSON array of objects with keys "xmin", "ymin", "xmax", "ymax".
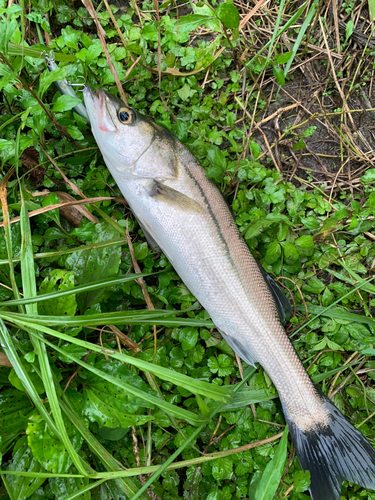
[{"xmin": 0, "ymin": 0, "xmax": 375, "ymax": 498}]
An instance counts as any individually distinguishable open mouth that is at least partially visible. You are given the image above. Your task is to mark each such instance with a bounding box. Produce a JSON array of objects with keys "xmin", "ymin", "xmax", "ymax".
[{"xmin": 87, "ymin": 87, "xmax": 116, "ymax": 133}]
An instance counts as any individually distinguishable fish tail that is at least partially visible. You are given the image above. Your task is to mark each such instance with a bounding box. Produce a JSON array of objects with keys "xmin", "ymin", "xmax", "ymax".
[{"xmin": 285, "ymin": 390, "xmax": 375, "ymax": 500}]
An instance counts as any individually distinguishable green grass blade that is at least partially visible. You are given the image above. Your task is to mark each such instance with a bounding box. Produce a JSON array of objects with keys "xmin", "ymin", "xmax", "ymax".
[
  {"xmin": 246, "ymin": 2, "xmax": 307, "ymax": 71},
  {"xmin": 254, "ymin": 427, "xmax": 289, "ymax": 500},
  {"xmin": 283, "ymin": 0, "xmax": 319, "ymax": 76},
  {"xmin": 131, "ymin": 365, "xmax": 255, "ymax": 500},
  {"xmin": 0, "ymin": 273, "xmax": 151, "ymax": 307},
  {"xmin": 8, "ymin": 43, "xmax": 76, "ymax": 61},
  {"xmin": 0, "ymin": 319, "xmax": 60, "ymax": 436},
  {"xmin": 18, "ymin": 184, "xmax": 90, "ymax": 476},
  {"xmin": 1, "ymin": 316, "xmax": 231, "ymax": 402},
  {"xmin": 0, "ymin": 238, "xmax": 126, "ymax": 266},
  {"xmin": 2, "ymin": 309, "xmax": 215, "ymax": 328},
  {"xmin": 59, "ymin": 399, "xmax": 150, "ymax": 500},
  {"xmin": 296, "ymin": 304, "xmax": 375, "ymax": 326},
  {"xmin": 37, "ymin": 333, "xmax": 206, "ymax": 424}
]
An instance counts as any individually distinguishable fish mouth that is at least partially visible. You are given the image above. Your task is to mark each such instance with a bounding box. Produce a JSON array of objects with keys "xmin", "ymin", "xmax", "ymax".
[{"xmin": 84, "ymin": 86, "xmax": 116, "ymax": 133}]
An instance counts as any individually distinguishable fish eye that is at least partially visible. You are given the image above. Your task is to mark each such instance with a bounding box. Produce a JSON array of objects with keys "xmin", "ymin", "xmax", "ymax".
[{"xmin": 118, "ymin": 107, "xmax": 135, "ymax": 124}]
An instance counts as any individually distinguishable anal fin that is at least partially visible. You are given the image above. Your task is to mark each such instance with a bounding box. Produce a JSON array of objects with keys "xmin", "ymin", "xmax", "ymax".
[{"xmin": 217, "ymin": 328, "xmax": 257, "ymax": 367}]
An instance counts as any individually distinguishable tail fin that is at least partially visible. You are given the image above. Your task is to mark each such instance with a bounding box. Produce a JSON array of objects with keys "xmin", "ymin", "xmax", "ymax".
[{"xmin": 286, "ymin": 391, "xmax": 375, "ymax": 500}]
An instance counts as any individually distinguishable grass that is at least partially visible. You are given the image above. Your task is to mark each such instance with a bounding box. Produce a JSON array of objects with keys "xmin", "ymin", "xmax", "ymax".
[{"xmin": 0, "ymin": 0, "xmax": 375, "ymax": 499}]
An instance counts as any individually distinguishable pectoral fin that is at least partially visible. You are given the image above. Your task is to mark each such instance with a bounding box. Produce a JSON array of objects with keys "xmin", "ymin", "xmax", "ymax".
[{"xmin": 150, "ymin": 181, "xmax": 204, "ymax": 214}]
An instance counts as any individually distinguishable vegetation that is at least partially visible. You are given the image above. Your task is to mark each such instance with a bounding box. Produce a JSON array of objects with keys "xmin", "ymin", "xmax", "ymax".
[{"xmin": 0, "ymin": 0, "xmax": 375, "ymax": 499}]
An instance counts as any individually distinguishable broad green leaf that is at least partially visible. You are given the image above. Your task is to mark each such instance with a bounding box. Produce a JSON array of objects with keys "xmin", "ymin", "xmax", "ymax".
[
  {"xmin": 38, "ymin": 269, "xmax": 77, "ymax": 317},
  {"xmin": 215, "ymin": 3, "xmax": 240, "ymax": 29},
  {"xmin": 8, "ymin": 359, "xmax": 45, "ymax": 394},
  {"xmin": 0, "ymin": 388, "xmax": 33, "ymax": 434},
  {"xmin": 3, "ymin": 437, "xmax": 45, "ymax": 499},
  {"xmin": 83, "ymin": 388, "xmax": 153, "ymax": 429},
  {"xmin": 345, "ymin": 20, "xmax": 354, "ymax": 41},
  {"xmin": 272, "ymin": 64, "xmax": 285, "ymax": 85},
  {"xmin": 295, "ymin": 235, "xmax": 314, "ymax": 248},
  {"xmin": 302, "ymin": 277, "xmax": 325, "ymax": 294},
  {"xmin": 0, "ymin": 19, "xmax": 18, "ymax": 54},
  {"xmin": 212, "ymin": 456, "xmax": 233, "ymax": 480},
  {"xmin": 179, "ymin": 327, "xmax": 198, "ymax": 350},
  {"xmin": 26, "ymin": 413, "xmax": 84, "ymax": 473},
  {"xmin": 281, "ymin": 241, "xmax": 299, "ymax": 263},
  {"xmin": 265, "ymin": 241, "xmax": 281, "ymax": 264},
  {"xmin": 57, "ymin": 343, "xmax": 87, "ymax": 363},
  {"xmin": 254, "ymin": 427, "xmax": 288, "ymax": 500},
  {"xmin": 52, "ymin": 94, "xmax": 82, "ymax": 112},
  {"xmin": 361, "ymin": 169, "xmax": 375, "ymax": 183},
  {"xmin": 38, "ymin": 67, "xmax": 66, "ymax": 99},
  {"xmin": 49, "ymin": 476, "xmax": 90, "ymax": 500},
  {"xmin": 66, "ymin": 222, "xmax": 122, "ymax": 313},
  {"xmin": 294, "ymin": 470, "xmax": 311, "ymax": 492},
  {"xmin": 274, "ymin": 51, "xmax": 293, "ymax": 64},
  {"xmin": 245, "ymin": 219, "xmax": 273, "ymax": 239},
  {"xmin": 178, "ymin": 14, "xmax": 215, "ymax": 32}
]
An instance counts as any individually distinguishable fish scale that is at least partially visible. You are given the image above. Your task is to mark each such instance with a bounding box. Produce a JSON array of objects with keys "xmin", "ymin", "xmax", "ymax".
[{"xmin": 83, "ymin": 85, "xmax": 375, "ymax": 500}]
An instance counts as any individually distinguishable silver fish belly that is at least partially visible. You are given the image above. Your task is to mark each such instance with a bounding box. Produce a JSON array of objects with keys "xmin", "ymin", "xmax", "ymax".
[{"xmin": 82, "ymin": 85, "xmax": 375, "ymax": 500}]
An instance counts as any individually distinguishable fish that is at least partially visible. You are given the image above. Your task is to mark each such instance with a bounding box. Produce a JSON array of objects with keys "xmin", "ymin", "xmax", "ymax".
[
  {"xmin": 82, "ymin": 85, "xmax": 375, "ymax": 500},
  {"xmin": 44, "ymin": 51, "xmax": 90, "ymax": 123}
]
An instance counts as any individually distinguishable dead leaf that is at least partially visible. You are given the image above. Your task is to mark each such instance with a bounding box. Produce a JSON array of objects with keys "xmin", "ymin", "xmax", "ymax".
[
  {"xmin": 0, "ymin": 353, "xmax": 12, "ymax": 367},
  {"xmin": 20, "ymin": 146, "xmax": 45, "ymax": 187}
]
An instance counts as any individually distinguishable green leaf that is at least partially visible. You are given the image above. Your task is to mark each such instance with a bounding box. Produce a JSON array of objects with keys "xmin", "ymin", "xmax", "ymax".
[
  {"xmin": 83, "ymin": 386, "xmax": 154, "ymax": 429},
  {"xmin": 179, "ymin": 14, "xmax": 215, "ymax": 32},
  {"xmin": 215, "ymin": 3, "xmax": 240, "ymax": 29},
  {"xmin": 245, "ymin": 219, "xmax": 273, "ymax": 240},
  {"xmin": 281, "ymin": 241, "xmax": 299, "ymax": 263},
  {"xmin": 26, "ymin": 413, "xmax": 83, "ymax": 473},
  {"xmin": 179, "ymin": 327, "xmax": 198, "ymax": 350},
  {"xmin": 57, "ymin": 343, "xmax": 87, "ymax": 363},
  {"xmin": 265, "ymin": 241, "xmax": 281, "ymax": 264},
  {"xmin": 212, "ymin": 456, "xmax": 233, "ymax": 480},
  {"xmin": 295, "ymin": 235, "xmax": 314, "ymax": 248},
  {"xmin": 49, "ymin": 476, "xmax": 90, "ymax": 500},
  {"xmin": 293, "ymin": 470, "xmax": 311, "ymax": 492},
  {"xmin": 345, "ymin": 20, "xmax": 354, "ymax": 41},
  {"xmin": 3, "ymin": 437, "xmax": 45, "ymax": 499},
  {"xmin": 303, "ymin": 277, "xmax": 326, "ymax": 294},
  {"xmin": 254, "ymin": 427, "xmax": 288, "ymax": 500},
  {"xmin": 177, "ymin": 83, "xmax": 192, "ymax": 101},
  {"xmin": 52, "ymin": 94, "xmax": 82, "ymax": 112},
  {"xmin": 38, "ymin": 269, "xmax": 77, "ymax": 317},
  {"xmin": 9, "ymin": 360, "xmax": 45, "ymax": 395},
  {"xmin": 66, "ymin": 222, "xmax": 122, "ymax": 313},
  {"xmin": 0, "ymin": 19, "xmax": 18, "ymax": 54},
  {"xmin": 361, "ymin": 168, "xmax": 375, "ymax": 183},
  {"xmin": 274, "ymin": 51, "xmax": 293, "ymax": 64},
  {"xmin": 0, "ymin": 388, "xmax": 33, "ymax": 434},
  {"xmin": 38, "ymin": 67, "xmax": 66, "ymax": 99},
  {"xmin": 272, "ymin": 64, "xmax": 285, "ymax": 85}
]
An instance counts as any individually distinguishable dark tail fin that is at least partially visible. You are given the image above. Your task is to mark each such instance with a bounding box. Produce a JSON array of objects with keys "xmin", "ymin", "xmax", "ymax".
[{"xmin": 286, "ymin": 391, "xmax": 375, "ymax": 500}]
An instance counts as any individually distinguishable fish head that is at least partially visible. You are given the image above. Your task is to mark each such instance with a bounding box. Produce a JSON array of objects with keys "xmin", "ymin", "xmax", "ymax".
[{"xmin": 83, "ymin": 86, "xmax": 177, "ymax": 179}]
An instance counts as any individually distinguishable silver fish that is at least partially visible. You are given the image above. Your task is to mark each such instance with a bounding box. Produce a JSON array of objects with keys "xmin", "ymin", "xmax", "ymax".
[
  {"xmin": 83, "ymin": 86, "xmax": 375, "ymax": 500},
  {"xmin": 44, "ymin": 51, "xmax": 90, "ymax": 123}
]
